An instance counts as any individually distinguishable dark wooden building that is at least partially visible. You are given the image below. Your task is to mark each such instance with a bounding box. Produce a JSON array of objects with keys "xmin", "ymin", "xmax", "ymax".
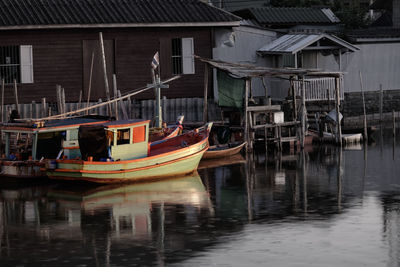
[{"xmin": 0, "ymin": 0, "xmax": 240, "ymax": 104}]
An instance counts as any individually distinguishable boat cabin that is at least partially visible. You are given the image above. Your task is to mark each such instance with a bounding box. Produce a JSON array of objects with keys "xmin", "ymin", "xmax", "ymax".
[
  {"xmin": 0, "ymin": 116, "xmax": 111, "ymax": 161},
  {"xmin": 78, "ymin": 119, "xmax": 150, "ymax": 162}
]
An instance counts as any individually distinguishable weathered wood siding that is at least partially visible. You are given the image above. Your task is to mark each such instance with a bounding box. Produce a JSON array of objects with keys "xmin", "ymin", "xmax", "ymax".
[{"xmin": 0, "ymin": 28, "xmax": 212, "ymax": 104}]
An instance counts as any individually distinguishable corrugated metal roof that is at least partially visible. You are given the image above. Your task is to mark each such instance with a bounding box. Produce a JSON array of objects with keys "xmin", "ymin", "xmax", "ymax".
[
  {"xmin": 0, "ymin": 0, "xmax": 241, "ymax": 28},
  {"xmin": 234, "ymin": 7, "xmax": 340, "ymax": 25},
  {"xmin": 258, "ymin": 33, "xmax": 359, "ymax": 54}
]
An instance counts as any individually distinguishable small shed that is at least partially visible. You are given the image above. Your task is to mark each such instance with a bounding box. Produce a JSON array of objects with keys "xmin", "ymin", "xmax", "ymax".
[{"xmin": 197, "ymin": 56, "xmax": 346, "ymax": 150}]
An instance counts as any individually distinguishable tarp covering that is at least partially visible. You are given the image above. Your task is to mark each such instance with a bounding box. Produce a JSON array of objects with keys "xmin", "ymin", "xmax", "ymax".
[
  {"xmin": 78, "ymin": 125, "xmax": 108, "ymax": 161},
  {"xmin": 217, "ymin": 70, "xmax": 245, "ymax": 108}
]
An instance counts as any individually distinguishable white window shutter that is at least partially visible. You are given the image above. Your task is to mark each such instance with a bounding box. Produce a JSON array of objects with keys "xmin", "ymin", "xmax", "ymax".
[
  {"xmin": 20, "ymin": 45, "xmax": 34, "ymax": 83},
  {"xmin": 182, "ymin": 38, "xmax": 195, "ymax": 74}
]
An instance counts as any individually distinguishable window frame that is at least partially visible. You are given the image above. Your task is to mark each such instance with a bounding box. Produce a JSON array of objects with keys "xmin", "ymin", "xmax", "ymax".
[{"xmin": 0, "ymin": 45, "xmax": 33, "ymax": 84}]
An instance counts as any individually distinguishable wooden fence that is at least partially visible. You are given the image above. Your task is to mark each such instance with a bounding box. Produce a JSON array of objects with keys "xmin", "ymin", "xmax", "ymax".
[
  {"xmin": 293, "ymin": 77, "xmax": 344, "ymax": 101},
  {"xmin": 0, "ymin": 97, "xmax": 222, "ymax": 124}
]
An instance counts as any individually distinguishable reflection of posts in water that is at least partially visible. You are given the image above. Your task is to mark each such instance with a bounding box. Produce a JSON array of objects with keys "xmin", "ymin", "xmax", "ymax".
[
  {"xmin": 302, "ymin": 150, "xmax": 308, "ymax": 214},
  {"xmin": 0, "ymin": 202, "xmax": 11, "ymax": 255},
  {"xmin": 363, "ymin": 142, "xmax": 367, "ymax": 192},
  {"xmin": 337, "ymin": 147, "xmax": 343, "ymax": 212},
  {"xmin": 245, "ymin": 151, "xmax": 255, "ymax": 222}
]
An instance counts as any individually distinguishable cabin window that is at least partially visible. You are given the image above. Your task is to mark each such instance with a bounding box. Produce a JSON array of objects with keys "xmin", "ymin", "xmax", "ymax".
[
  {"xmin": 117, "ymin": 128, "xmax": 130, "ymax": 145},
  {"xmin": 171, "ymin": 38, "xmax": 195, "ymax": 75},
  {"xmin": 0, "ymin": 45, "xmax": 33, "ymax": 84},
  {"xmin": 132, "ymin": 126, "xmax": 146, "ymax": 143}
]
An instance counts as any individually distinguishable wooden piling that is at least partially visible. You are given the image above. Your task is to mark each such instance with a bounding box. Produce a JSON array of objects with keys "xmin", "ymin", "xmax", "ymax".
[
  {"xmin": 244, "ymin": 79, "xmax": 250, "ymax": 151},
  {"xmin": 359, "ymin": 71, "xmax": 368, "ymax": 141},
  {"xmin": 379, "ymin": 84, "xmax": 383, "ymax": 124},
  {"xmin": 393, "ymin": 110, "xmax": 396, "ymax": 138},
  {"xmin": 290, "ymin": 76, "xmax": 297, "ymax": 121},
  {"xmin": 335, "ymin": 76, "xmax": 342, "ymax": 147},
  {"xmin": 1, "ymin": 79, "xmax": 4, "ymax": 122},
  {"xmin": 13, "ymin": 79, "xmax": 19, "ymax": 114},
  {"xmin": 41, "ymin": 98, "xmax": 46, "ymax": 118},
  {"xmin": 203, "ymin": 64, "xmax": 209, "ymax": 124},
  {"xmin": 56, "ymin": 85, "xmax": 62, "ymax": 115},
  {"xmin": 301, "ymin": 75, "xmax": 306, "ymax": 148}
]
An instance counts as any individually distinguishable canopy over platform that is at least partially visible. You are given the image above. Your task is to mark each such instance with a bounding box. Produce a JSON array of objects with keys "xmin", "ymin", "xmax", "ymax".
[{"xmin": 195, "ymin": 56, "xmax": 344, "ymax": 78}]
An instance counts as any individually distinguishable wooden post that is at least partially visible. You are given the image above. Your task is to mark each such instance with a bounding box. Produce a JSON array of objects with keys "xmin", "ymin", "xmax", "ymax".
[
  {"xmin": 359, "ymin": 71, "xmax": 368, "ymax": 141},
  {"xmin": 301, "ymin": 75, "xmax": 306, "ymax": 148},
  {"xmin": 86, "ymin": 51, "xmax": 95, "ymax": 114},
  {"xmin": 99, "ymin": 32, "xmax": 112, "ymax": 116},
  {"xmin": 112, "ymin": 74, "xmax": 119, "ymax": 120},
  {"xmin": 78, "ymin": 90, "xmax": 82, "ymax": 110},
  {"xmin": 379, "ymin": 84, "xmax": 383, "ymax": 124},
  {"xmin": 13, "ymin": 79, "xmax": 19, "ymax": 114},
  {"xmin": 393, "ymin": 110, "xmax": 396, "ymax": 138},
  {"xmin": 335, "ymin": 76, "xmax": 342, "ymax": 146},
  {"xmin": 245, "ymin": 79, "xmax": 251, "ymax": 151},
  {"xmin": 41, "ymin": 98, "xmax": 46, "ymax": 118},
  {"xmin": 203, "ymin": 64, "xmax": 209, "ymax": 124},
  {"xmin": 56, "ymin": 84, "xmax": 62, "ymax": 115},
  {"xmin": 61, "ymin": 87, "xmax": 66, "ymax": 117},
  {"xmin": 290, "ymin": 77, "xmax": 297, "ymax": 121},
  {"xmin": 1, "ymin": 79, "xmax": 4, "ymax": 122}
]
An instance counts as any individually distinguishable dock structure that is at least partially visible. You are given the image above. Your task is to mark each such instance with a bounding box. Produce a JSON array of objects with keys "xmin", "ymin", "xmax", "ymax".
[{"xmin": 197, "ymin": 56, "xmax": 345, "ymax": 151}]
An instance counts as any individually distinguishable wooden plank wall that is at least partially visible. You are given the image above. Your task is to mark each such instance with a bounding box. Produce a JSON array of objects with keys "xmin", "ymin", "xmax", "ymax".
[{"xmin": 0, "ymin": 27, "xmax": 212, "ymax": 104}]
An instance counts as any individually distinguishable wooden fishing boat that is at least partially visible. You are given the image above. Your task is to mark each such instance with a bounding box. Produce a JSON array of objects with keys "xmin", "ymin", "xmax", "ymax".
[
  {"xmin": 202, "ymin": 141, "xmax": 246, "ymax": 159},
  {"xmin": 149, "ymin": 115, "xmax": 184, "ymax": 145},
  {"xmin": 46, "ymin": 120, "xmax": 212, "ymax": 183},
  {"xmin": 0, "ymin": 115, "xmax": 112, "ymax": 178}
]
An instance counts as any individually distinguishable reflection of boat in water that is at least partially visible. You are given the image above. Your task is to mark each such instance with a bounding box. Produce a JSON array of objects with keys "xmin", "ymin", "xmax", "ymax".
[{"xmin": 47, "ymin": 171, "xmax": 212, "ymax": 212}]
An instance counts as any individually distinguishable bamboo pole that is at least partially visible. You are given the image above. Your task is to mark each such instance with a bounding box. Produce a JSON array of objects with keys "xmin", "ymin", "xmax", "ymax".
[
  {"xmin": 203, "ymin": 64, "xmax": 209, "ymax": 124},
  {"xmin": 99, "ymin": 32, "xmax": 112, "ymax": 116},
  {"xmin": 359, "ymin": 71, "xmax": 368, "ymax": 141},
  {"xmin": 35, "ymin": 75, "xmax": 181, "ymax": 121},
  {"xmin": 86, "ymin": 51, "xmax": 95, "ymax": 114}
]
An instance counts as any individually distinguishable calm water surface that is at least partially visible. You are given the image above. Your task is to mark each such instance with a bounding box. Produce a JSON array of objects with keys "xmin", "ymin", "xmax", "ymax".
[{"xmin": 0, "ymin": 130, "xmax": 400, "ymax": 266}]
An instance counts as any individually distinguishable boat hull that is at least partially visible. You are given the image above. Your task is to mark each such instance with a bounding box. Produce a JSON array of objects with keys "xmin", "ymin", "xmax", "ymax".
[
  {"xmin": 46, "ymin": 123, "xmax": 211, "ymax": 184},
  {"xmin": 202, "ymin": 142, "xmax": 246, "ymax": 159},
  {"xmin": 47, "ymin": 147, "xmax": 206, "ymax": 183}
]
